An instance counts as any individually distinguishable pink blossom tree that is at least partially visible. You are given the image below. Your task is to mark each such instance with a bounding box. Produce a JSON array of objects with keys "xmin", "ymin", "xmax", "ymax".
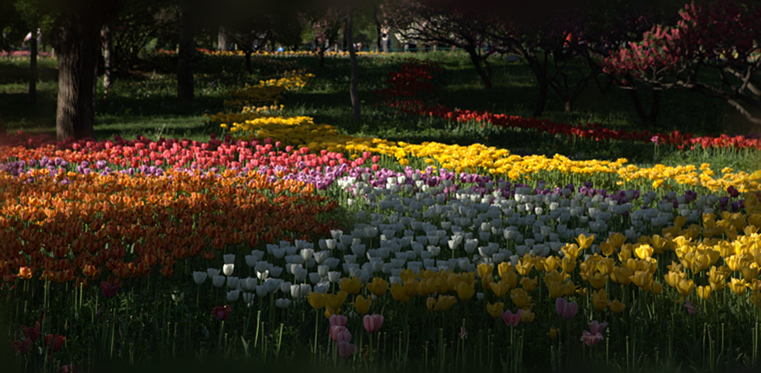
[{"xmin": 603, "ymin": 0, "xmax": 761, "ymax": 126}]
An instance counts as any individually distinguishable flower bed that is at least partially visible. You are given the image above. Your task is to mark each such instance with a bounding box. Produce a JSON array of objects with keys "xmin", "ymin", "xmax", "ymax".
[{"xmin": 2, "ymin": 68, "xmax": 761, "ymax": 373}]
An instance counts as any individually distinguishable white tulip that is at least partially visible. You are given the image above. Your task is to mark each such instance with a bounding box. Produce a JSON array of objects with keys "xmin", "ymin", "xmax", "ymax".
[{"xmin": 192, "ymin": 271, "xmax": 207, "ymax": 285}]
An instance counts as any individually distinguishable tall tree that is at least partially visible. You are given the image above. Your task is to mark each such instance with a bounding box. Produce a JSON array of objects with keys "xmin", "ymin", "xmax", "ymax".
[
  {"xmin": 347, "ymin": 7, "xmax": 361, "ymax": 122},
  {"xmin": 177, "ymin": 0, "xmax": 195, "ymax": 102},
  {"xmin": 42, "ymin": 0, "xmax": 124, "ymax": 140},
  {"xmin": 381, "ymin": 0, "xmax": 497, "ymax": 89}
]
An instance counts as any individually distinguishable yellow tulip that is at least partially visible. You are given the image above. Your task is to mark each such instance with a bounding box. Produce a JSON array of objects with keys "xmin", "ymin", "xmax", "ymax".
[
  {"xmin": 652, "ymin": 282, "xmax": 663, "ymax": 295},
  {"xmin": 548, "ymin": 327, "xmax": 559, "ymax": 340},
  {"xmin": 404, "ymin": 280, "xmax": 419, "ymax": 297},
  {"xmin": 561, "ymin": 244, "xmax": 582, "ymax": 261},
  {"xmin": 697, "ymin": 285, "xmax": 712, "ymax": 300},
  {"xmin": 609, "ymin": 300, "xmax": 627, "ymax": 313},
  {"xmin": 490, "ymin": 281, "xmax": 511, "ymax": 298},
  {"xmin": 650, "ymin": 234, "xmax": 669, "ymax": 254},
  {"xmin": 561, "ymin": 257, "xmax": 576, "ymax": 274},
  {"xmin": 498, "ymin": 262, "xmax": 514, "ymax": 279},
  {"xmin": 591, "ymin": 288, "xmax": 609, "ymax": 311},
  {"xmin": 520, "ymin": 308, "xmax": 536, "ymax": 323},
  {"xmin": 481, "ymin": 273, "xmax": 495, "ymax": 290},
  {"xmin": 664, "ymin": 271, "xmax": 685, "ymax": 288},
  {"xmin": 629, "ymin": 271, "xmax": 653, "ymax": 291},
  {"xmin": 426, "ymin": 296, "xmax": 437, "ymax": 311},
  {"xmin": 608, "ymin": 232, "xmax": 626, "ymax": 248},
  {"xmin": 515, "ymin": 260, "xmax": 534, "ymax": 277},
  {"xmin": 367, "ymin": 277, "xmax": 389, "ymax": 297},
  {"xmin": 543, "ymin": 256, "xmax": 561, "ymax": 272},
  {"xmin": 455, "ymin": 282, "xmax": 475, "ymax": 301},
  {"xmin": 634, "ymin": 244, "xmax": 654, "ymax": 260},
  {"xmin": 340, "ymin": 277, "xmax": 362, "ymax": 295},
  {"xmin": 433, "ymin": 295, "xmax": 457, "ymax": 311},
  {"xmin": 324, "ymin": 306, "xmax": 336, "ymax": 319},
  {"xmin": 400, "ymin": 268, "xmax": 417, "ymax": 282},
  {"xmin": 520, "ymin": 276, "xmax": 538, "ymax": 292},
  {"xmin": 729, "ymin": 278, "xmax": 748, "ymax": 296},
  {"xmin": 390, "ymin": 283, "xmax": 410, "ymax": 303},
  {"xmin": 503, "ymin": 271, "xmax": 518, "ymax": 290},
  {"xmin": 618, "ymin": 244, "xmax": 633, "ymax": 262},
  {"xmin": 325, "ymin": 291, "xmax": 348, "ymax": 310},
  {"xmin": 600, "ymin": 242, "xmax": 617, "ymax": 257},
  {"xmin": 596, "ymin": 258, "xmax": 615, "ymax": 276},
  {"xmin": 587, "ymin": 272, "xmax": 608, "ymax": 290},
  {"xmin": 510, "ymin": 288, "xmax": 532, "ymax": 309},
  {"xmin": 486, "ymin": 302, "xmax": 504, "ymax": 319},
  {"xmin": 610, "ymin": 266, "xmax": 634, "ymax": 285},
  {"xmin": 354, "ymin": 295, "xmax": 372, "ymax": 315},
  {"xmin": 477, "ymin": 263, "xmax": 494, "ymax": 279},
  {"xmin": 676, "ymin": 279, "xmax": 696, "ymax": 297},
  {"xmin": 741, "ymin": 266, "xmax": 760, "ymax": 281},
  {"xmin": 546, "ymin": 281, "xmax": 565, "ymax": 299},
  {"xmin": 576, "ymin": 234, "xmax": 595, "ymax": 250},
  {"xmin": 752, "ymin": 292, "xmax": 761, "ymax": 308},
  {"xmin": 564, "ymin": 280, "xmax": 578, "ymax": 296},
  {"xmin": 543, "ymin": 269, "xmax": 565, "ymax": 285},
  {"xmin": 307, "ymin": 292, "xmax": 325, "ymax": 310}
]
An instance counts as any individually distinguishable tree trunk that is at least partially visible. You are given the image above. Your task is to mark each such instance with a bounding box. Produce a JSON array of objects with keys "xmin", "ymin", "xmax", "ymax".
[
  {"xmin": 245, "ymin": 50, "xmax": 252, "ymax": 74},
  {"xmin": 102, "ymin": 22, "xmax": 113, "ymax": 98},
  {"xmin": 627, "ymin": 85, "xmax": 661, "ymax": 129},
  {"xmin": 465, "ymin": 46, "xmax": 492, "ymax": 90},
  {"xmin": 54, "ymin": 13, "xmax": 101, "ymax": 141},
  {"xmin": 347, "ymin": 8, "xmax": 361, "ymax": 122},
  {"xmin": 318, "ymin": 49, "xmax": 325, "ymax": 67},
  {"xmin": 29, "ymin": 30, "xmax": 37, "ymax": 105},
  {"xmin": 534, "ymin": 78, "xmax": 549, "ymax": 118},
  {"xmin": 218, "ymin": 26, "xmax": 228, "ymax": 51},
  {"xmin": 177, "ymin": 2, "xmax": 195, "ymax": 102}
]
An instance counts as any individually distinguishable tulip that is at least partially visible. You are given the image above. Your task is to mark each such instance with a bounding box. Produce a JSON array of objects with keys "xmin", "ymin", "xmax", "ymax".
[
  {"xmin": 548, "ymin": 327, "xmax": 559, "ymax": 341},
  {"xmin": 12, "ymin": 339, "xmax": 32, "ymax": 354},
  {"xmin": 275, "ymin": 298, "xmax": 291, "ymax": 308},
  {"xmin": 223, "ymin": 263, "xmax": 235, "ymax": 276},
  {"xmin": 581, "ymin": 331, "xmax": 603, "ymax": 347},
  {"xmin": 455, "ymin": 282, "xmax": 475, "ymax": 301},
  {"xmin": 460, "ymin": 326, "xmax": 468, "ymax": 340},
  {"xmin": 697, "ymin": 285, "xmax": 712, "ymax": 300},
  {"xmin": 367, "ymin": 277, "xmax": 389, "ymax": 297},
  {"xmin": 490, "ymin": 281, "xmax": 511, "ymax": 298},
  {"xmin": 502, "ymin": 309, "xmax": 522, "ymax": 327},
  {"xmin": 227, "ymin": 290, "xmax": 240, "ymax": 302},
  {"xmin": 519, "ymin": 276, "xmax": 538, "ymax": 292},
  {"xmin": 555, "ymin": 298, "xmax": 578, "ymax": 319},
  {"xmin": 329, "ymin": 314, "xmax": 347, "ymax": 327},
  {"xmin": 684, "ymin": 300, "xmax": 696, "ymax": 315},
  {"xmin": 520, "ymin": 309, "xmax": 536, "ymax": 323},
  {"xmin": 337, "ymin": 341, "xmax": 356, "ymax": 359},
  {"xmin": 305, "ymin": 290, "xmax": 325, "ymax": 308},
  {"xmin": 17, "ymin": 267, "xmax": 33, "ymax": 280},
  {"xmin": 243, "ymin": 292, "xmax": 255, "ymax": 306},
  {"xmin": 629, "ymin": 271, "xmax": 653, "ymax": 291},
  {"xmin": 390, "ymin": 283, "xmax": 410, "ymax": 303},
  {"xmin": 591, "ymin": 289, "xmax": 609, "ymax": 311},
  {"xmin": 45, "ymin": 334, "xmax": 65, "ymax": 353},
  {"xmin": 340, "ymin": 277, "xmax": 362, "ymax": 295},
  {"xmin": 486, "ymin": 302, "xmax": 504, "ymax": 319},
  {"xmin": 22, "ymin": 322, "xmax": 41, "ymax": 342},
  {"xmin": 609, "ymin": 300, "xmax": 626, "ymax": 313},
  {"xmin": 509, "ymin": 288, "xmax": 531, "ymax": 309},
  {"xmin": 326, "ymin": 291, "xmax": 348, "ymax": 311},
  {"xmin": 212, "ymin": 275, "xmax": 226, "ymax": 288},
  {"xmin": 589, "ymin": 320, "xmax": 608, "ymax": 335},
  {"xmin": 676, "ymin": 279, "xmax": 696, "ymax": 297},
  {"xmin": 729, "ymin": 278, "xmax": 748, "ymax": 296},
  {"xmin": 354, "ymin": 295, "xmax": 372, "ymax": 315},
  {"xmin": 363, "ymin": 314, "xmax": 384, "ymax": 333},
  {"xmin": 212, "ymin": 305, "xmax": 231, "ymax": 321},
  {"xmin": 575, "ymin": 234, "xmax": 594, "ymax": 250},
  {"xmin": 100, "ymin": 280, "xmax": 121, "ymax": 299},
  {"xmin": 335, "ymin": 329, "xmax": 351, "ymax": 344},
  {"xmin": 192, "ymin": 271, "xmax": 208, "ymax": 285},
  {"xmin": 330, "ymin": 325, "xmax": 348, "ymax": 342}
]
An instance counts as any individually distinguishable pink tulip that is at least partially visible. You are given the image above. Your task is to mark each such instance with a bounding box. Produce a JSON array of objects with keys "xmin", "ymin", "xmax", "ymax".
[
  {"xmin": 335, "ymin": 329, "xmax": 352, "ymax": 344},
  {"xmin": 501, "ymin": 309, "xmax": 522, "ymax": 327},
  {"xmin": 330, "ymin": 314, "xmax": 347, "ymax": 327},
  {"xmin": 330, "ymin": 325, "xmax": 348, "ymax": 342},
  {"xmin": 555, "ymin": 298, "xmax": 578, "ymax": 319},
  {"xmin": 684, "ymin": 300, "xmax": 696, "ymax": 315},
  {"xmin": 363, "ymin": 314, "xmax": 384, "ymax": 333},
  {"xmin": 589, "ymin": 320, "xmax": 608, "ymax": 335},
  {"xmin": 337, "ymin": 341, "xmax": 356, "ymax": 359},
  {"xmin": 581, "ymin": 330, "xmax": 604, "ymax": 346}
]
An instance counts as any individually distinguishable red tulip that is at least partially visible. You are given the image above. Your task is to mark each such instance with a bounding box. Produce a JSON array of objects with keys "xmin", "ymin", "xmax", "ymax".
[
  {"xmin": 212, "ymin": 305, "xmax": 232, "ymax": 321},
  {"xmin": 100, "ymin": 280, "xmax": 121, "ymax": 299},
  {"xmin": 45, "ymin": 334, "xmax": 65, "ymax": 352}
]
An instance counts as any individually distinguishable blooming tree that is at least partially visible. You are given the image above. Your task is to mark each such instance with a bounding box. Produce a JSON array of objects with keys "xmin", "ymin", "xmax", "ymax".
[{"xmin": 603, "ymin": 0, "xmax": 761, "ymax": 125}]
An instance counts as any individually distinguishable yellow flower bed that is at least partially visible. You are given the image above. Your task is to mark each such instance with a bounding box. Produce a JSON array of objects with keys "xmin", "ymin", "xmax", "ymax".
[
  {"xmin": 219, "ymin": 70, "xmax": 313, "ymax": 111},
  {"xmin": 223, "ymin": 115, "xmax": 761, "ymax": 192}
]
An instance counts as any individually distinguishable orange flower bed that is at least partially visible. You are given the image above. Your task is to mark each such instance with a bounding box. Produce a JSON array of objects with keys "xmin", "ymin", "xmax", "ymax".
[{"xmin": 0, "ymin": 168, "xmax": 339, "ymax": 285}]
